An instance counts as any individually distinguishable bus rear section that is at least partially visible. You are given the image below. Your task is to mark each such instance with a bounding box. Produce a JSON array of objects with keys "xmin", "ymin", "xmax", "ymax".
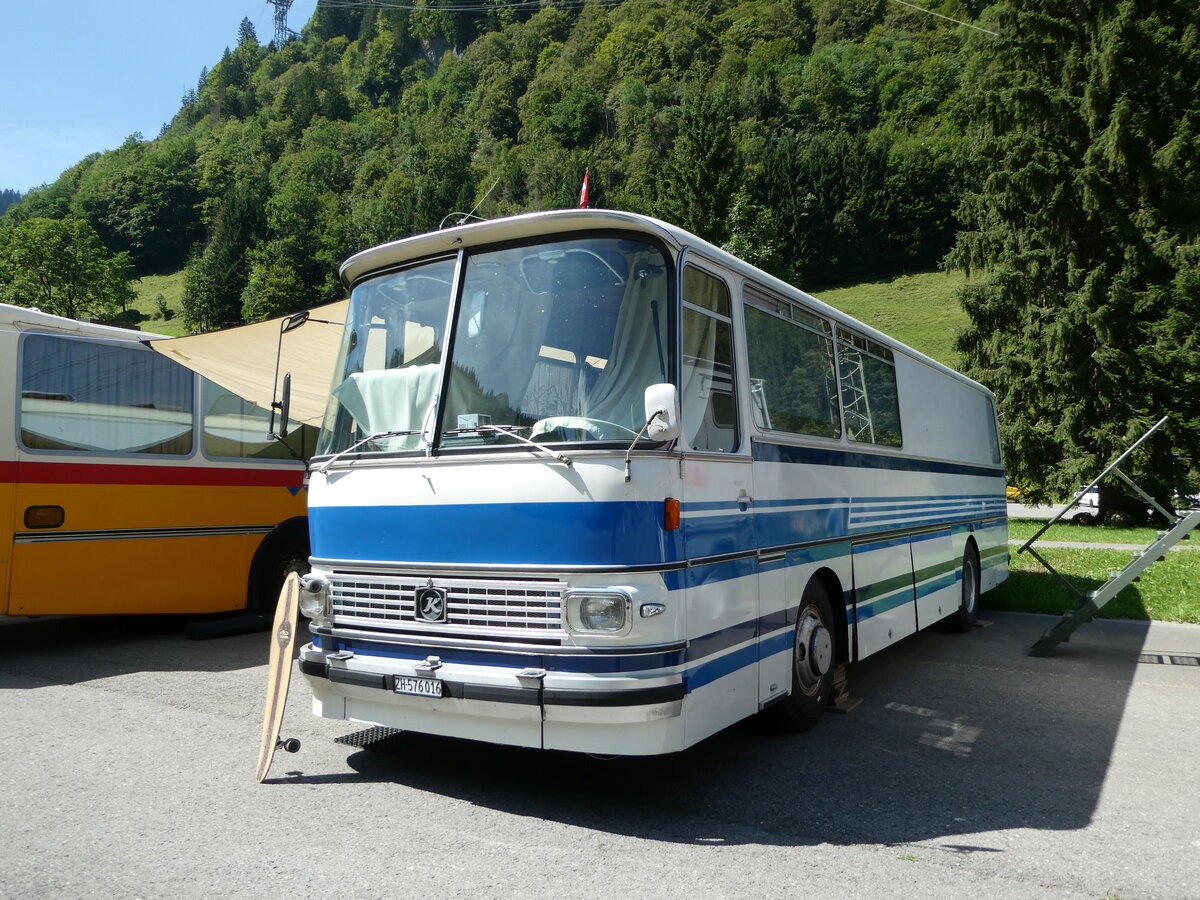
[
  {"xmin": 295, "ymin": 210, "xmax": 1008, "ymax": 756},
  {"xmin": 0, "ymin": 304, "xmax": 311, "ymax": 617}
]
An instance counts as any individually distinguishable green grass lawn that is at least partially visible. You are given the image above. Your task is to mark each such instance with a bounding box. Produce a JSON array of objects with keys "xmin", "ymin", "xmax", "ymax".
[
  {"xmin": 985, "ymin": 518, "xmax": 1200, "ymax": 624},
  {"xmin": 132, "ymin": 270, "xmax": 188, "ymax": 336},
  {"xmin": 812, "ymin": 270, "xmax": 970, "ymax": 368},
  {"xmin": 1006, "ymin": 518, "xmax": 1166, "ymax": 546}
]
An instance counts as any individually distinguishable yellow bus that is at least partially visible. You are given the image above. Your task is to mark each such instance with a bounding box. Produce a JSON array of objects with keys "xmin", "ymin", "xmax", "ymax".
[{"xmin": 0, "ymin": 304, "xmax": 311, "ymax": 617}]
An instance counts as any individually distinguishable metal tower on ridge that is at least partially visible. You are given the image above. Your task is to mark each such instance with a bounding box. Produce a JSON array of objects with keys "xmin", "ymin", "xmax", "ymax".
[{"xmin": 269, "ymin": 0, "xmax": 296, "ymax": 48}]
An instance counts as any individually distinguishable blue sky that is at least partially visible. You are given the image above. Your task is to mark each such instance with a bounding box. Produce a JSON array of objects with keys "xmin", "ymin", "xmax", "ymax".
[{"xmin": 0, "ymin": 0, "xmax": 319, "ymax": 195}]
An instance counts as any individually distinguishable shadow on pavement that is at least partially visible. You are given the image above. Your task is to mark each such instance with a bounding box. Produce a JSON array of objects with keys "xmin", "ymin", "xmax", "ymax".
[
  {"xmin": 0, "ymin": 612, "xmax": 293, "ymax": 684},
  {"xmin": 299, "ymin": 613, "xmax": 1150, "ymax": 848},
  {"xmin": 0, "ymin": 607, "xmax": 1153, "ymax": 849}
]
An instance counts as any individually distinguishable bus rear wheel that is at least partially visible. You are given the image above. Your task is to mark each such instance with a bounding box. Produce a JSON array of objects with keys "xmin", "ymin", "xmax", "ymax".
[
  {"xmin": 945, "ymin": 545, "xmax": 979, "ymax": 633},
  {"xmin": 770, "ymin": 580, "xmax": 835, "ymax": 732},
  {"xmin": 251, "ymin": 533, "xmax": 310, "ymax": 615}
]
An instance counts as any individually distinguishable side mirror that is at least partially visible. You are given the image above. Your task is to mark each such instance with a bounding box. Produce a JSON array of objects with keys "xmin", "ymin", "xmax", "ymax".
[
  {"xmin": 271, "ymin": 372, "xmax": 292, "ymax": 439},
  {"xmin": 281, "ymin": 310, "xmax": 310, "ymax": 334},
  {"xmin": 269, "ymin": 310, "xmax": 309, "ymax": 443},
  {"xmin": 644, "ymin": 383, "xmax": 679, "ymax": 442}
]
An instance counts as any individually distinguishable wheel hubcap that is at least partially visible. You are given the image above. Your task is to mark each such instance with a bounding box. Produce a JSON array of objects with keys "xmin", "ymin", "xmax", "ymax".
[{"xmin": 794, "ymin": 606, "xmax": 832, "ymax": 695}]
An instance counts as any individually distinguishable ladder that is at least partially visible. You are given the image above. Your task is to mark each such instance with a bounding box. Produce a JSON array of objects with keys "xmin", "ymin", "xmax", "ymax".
[{"xmin": 1021, "ymin": 416, "xmax": 1200, "ymax": 656}]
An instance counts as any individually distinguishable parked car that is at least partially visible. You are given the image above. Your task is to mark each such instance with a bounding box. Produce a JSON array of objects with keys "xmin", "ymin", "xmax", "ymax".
[{"xmin": 1071, "ymin": 486, "xmax": 1100, "ymax": 524}]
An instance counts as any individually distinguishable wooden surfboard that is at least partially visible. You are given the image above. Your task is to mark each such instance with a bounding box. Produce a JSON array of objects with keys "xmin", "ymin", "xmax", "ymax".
[{"xmin": 255, "ymin": 572, "xmax": 302, "ymax": 783}]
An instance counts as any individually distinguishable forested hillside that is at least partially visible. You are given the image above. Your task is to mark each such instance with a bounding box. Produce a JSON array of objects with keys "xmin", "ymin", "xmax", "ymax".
[{"xmin": 1, "ymin": 0, "xmax": 980, "ymax": 330}]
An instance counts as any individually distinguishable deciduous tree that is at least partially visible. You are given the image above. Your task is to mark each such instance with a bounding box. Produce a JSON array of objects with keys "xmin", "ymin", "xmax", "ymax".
[{"xmin": 0, "ymin": 217, "xmax": 136, "ymax": 320}]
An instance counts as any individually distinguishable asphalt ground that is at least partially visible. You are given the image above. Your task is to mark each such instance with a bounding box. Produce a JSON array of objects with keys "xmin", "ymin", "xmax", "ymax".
[{"xmin": 1, "ymin": 610, "xmax": 1198, "ymax": 899}]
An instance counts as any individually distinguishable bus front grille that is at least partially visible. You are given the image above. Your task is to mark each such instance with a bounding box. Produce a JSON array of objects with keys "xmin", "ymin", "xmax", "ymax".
[{"xmin": 329, "ymin": 571, "xmax": 566, "ymax": 638}]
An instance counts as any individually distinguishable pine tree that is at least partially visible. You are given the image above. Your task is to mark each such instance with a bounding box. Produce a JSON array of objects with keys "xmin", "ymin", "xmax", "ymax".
[
  {"xmin": 238, "ymin": 17, "xmax": 258, "ymax": 47},
  {"xmin": 181, "ymin": 179, "xmax": 265, "ymax": 332},
  {"xmin": 656, "ymin": 80, "xmax": 739, "ymax": 246},
  {"xmin": 950, "ymin": 0, "xmax": 1200, "ymax": 512},
  {"xmin": 0, "ymin": 188, "xmax": 21, "ymax": 217}
]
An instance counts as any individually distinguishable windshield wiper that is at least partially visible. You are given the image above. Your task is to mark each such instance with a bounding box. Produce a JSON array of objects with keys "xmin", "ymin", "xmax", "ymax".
[
  {"xmin": 315, "ymin": 430, "xmax": 422, "ymax": 474},
  {"xmin": 444, "ymin": 424, "xmax": 573, "ymax": 468}
]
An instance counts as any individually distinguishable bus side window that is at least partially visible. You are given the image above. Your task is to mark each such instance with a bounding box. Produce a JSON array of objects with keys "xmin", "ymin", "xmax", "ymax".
[
  {"xmin": 984, "ymin": 395, "xmax": 1002, "ymax": 465},
  {"xmin": 202, "ymin": 379, "xmax": 312, "ymax": 460},
  {"xmin": 836, "ymin": 328, "xmax": 902, "ymax": 447},
  {"xmin": 681, "ymin": 266, "xmax": 738, "ymax": 453},
  {"xmin": 20, "ymin": 334, "xmax": 194, "ymax": 456},
  {"xmin": 743, "ymin": 298, "xmax": 840, "ymax": 439}
]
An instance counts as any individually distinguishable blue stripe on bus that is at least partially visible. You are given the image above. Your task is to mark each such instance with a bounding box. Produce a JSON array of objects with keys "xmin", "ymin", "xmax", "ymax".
[
  {"xmin": 311, "ymin": 495, "xmax": 1003, "ymax": 575},
  {"xmin": 310, "ymin": 501, "xmax": 683, "ymax": 566},
  {"xmin": 916, "ymin": 571, "xmax": 960, "ymax": 596},
  {"xmin": 685, "ymin": 641, "xmax": 761, "ymax": 692},
  {"xmin": 757, "ymin": 627, "xmax": 795, "ymax": 661},
  {"xmin": 744, "ymin": 496, "xmax": 851, "ymax": 510},
  {"xmin": 752, "ymin": 441, "xmax": 1005, "ymax": 479},
  {"xmin": 854, "ymin": 534, "xmax": 914, "ymax": 553}
]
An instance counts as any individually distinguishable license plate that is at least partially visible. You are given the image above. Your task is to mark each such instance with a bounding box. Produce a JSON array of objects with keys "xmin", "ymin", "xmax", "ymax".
[{"xmin": 393, "ymin": 675, "xmax": 443, "ymax": 698}]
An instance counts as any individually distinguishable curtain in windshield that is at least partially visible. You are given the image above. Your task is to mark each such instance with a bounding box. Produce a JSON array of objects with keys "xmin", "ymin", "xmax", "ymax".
[{"xmin": 439, "ymin": 237, "xmax": 669, "ymax": 446}]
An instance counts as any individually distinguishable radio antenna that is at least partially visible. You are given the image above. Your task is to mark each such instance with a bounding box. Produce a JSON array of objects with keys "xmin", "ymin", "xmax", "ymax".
[{"xmin": 439, "ymin": 177, "xmax": 502, "ymax": 229}]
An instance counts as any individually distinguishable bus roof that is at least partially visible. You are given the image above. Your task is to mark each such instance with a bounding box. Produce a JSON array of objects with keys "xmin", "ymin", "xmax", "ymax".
[
  {"xmin": 339, "ymin": 209, "xmax": 989, "ymax": 397},
  {"xmin": 0, "ymin": 303, "xmax": 166, "ymax": 342}
]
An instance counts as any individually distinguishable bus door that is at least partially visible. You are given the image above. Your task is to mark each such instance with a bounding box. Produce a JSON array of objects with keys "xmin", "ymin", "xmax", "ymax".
[
  {"xmin": 678, "ymin": 262, "xmax": 760, "ymax": 738},
  {"xmin": 851, "ymin": 535, "xmax": 917, "ymax": 658}
]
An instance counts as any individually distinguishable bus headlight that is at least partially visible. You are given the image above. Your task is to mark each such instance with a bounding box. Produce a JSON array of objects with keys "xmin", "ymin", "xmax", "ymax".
[
  {"xmin": 298, "ymin": 574, "xmax": 331, "ymax": 625},
  {"xmin": 565, "ymin": 590, "xmax": 631, "ymax": 635}
]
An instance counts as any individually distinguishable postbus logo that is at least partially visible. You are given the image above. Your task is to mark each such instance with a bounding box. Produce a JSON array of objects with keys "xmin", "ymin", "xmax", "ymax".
[{"xmin": 416, "ymin": 587, "xmax": 448, "ymax": 623}]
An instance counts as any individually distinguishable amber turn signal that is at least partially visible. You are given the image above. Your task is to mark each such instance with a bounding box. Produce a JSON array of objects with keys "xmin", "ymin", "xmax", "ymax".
[
  {"xmin": 664, "ymin": 497, "xmax": 680, "ymax": 531},
  {"xmin": 24, "ymin": 505, "xmax": 65, "ymax": 529}
]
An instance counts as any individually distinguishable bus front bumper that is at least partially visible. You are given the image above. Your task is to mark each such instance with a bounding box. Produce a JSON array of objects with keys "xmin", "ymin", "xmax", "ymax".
[{"xmin": 297, "ymin": 644, "xmax": 686, "ymax": 756}]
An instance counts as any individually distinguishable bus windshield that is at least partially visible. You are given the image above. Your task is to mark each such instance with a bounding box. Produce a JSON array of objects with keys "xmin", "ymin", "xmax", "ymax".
[{"xmin": 317, "ymin": 235, "xmax": 671, "ymax": 458}]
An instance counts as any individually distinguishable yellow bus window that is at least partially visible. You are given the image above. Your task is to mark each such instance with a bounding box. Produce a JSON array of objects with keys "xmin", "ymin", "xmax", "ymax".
[{"xmin": 20, "ymin": 334, "xmax": 194, "ymax": 455}]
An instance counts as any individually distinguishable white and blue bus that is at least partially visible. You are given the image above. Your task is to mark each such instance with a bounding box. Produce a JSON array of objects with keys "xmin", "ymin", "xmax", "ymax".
[{"xmin": 295, "ymin": 210, "xmax": 1007, "ymax": 756}]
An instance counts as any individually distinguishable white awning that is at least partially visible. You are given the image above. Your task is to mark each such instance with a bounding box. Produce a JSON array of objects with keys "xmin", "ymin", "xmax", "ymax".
[{"xmin": 148, "ymin": 300, "xmax": 349, "ymax": 428}]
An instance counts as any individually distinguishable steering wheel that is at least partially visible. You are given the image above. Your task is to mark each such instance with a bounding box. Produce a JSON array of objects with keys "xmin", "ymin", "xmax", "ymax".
[{"xmin": 530, "ymin": 416, "xmax": 640, "ymax": 441}]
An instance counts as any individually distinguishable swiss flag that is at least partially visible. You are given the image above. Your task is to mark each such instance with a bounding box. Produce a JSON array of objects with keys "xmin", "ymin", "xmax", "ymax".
[{"xmin": 578, "ymin": 169, "xmax": 589, "ymax": 209}]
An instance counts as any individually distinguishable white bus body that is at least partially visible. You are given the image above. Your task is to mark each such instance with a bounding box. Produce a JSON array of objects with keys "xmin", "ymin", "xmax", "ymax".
[{"xmin": 297, "ymin": 210, "xmax": 1007, "ymax": 755}]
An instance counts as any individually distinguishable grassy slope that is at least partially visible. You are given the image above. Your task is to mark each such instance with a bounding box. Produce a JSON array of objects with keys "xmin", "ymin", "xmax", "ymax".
[
  {"xmin": 988, "ymin": 545, "xmax": 1200, "ymax": 624},
  {"xmin": 128, "ymin": 271, "xmax": 188, "ymax": 336},
  {"xmin": 812, "ymin": 270, "xmax": 970, "ymax": 369}
]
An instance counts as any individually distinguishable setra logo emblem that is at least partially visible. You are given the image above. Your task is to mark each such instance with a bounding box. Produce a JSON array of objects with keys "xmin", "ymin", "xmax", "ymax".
[{"xmin": 416, "ymin": 587, "xmax": 448, "ymax": 623}]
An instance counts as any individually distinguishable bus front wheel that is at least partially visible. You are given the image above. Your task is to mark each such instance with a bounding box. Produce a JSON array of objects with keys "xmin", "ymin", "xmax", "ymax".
[{"xmin": 770, "ymin": 580, "xmax": 835, "ymax": 732}]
